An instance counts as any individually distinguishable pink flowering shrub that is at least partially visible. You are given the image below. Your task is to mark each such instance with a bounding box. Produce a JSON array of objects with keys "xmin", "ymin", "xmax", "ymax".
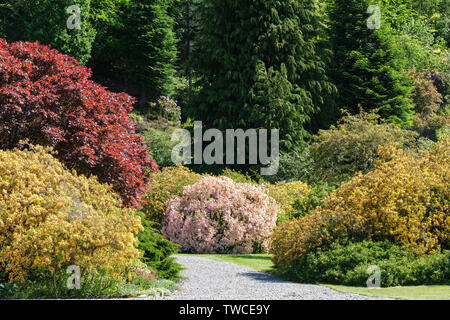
[{"xmin": 161, "ymin": 176, "xmax": 278, "ymax": 254}]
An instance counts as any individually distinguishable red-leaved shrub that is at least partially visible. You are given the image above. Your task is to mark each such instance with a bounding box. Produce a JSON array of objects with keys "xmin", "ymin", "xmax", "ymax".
[
  {"xmin": 162, "ymin": 176, "xmax": 279, "ymax": 254},
  {"xmin": 0, "ymin": 39, "xmax": 157, "ymax": 207}
]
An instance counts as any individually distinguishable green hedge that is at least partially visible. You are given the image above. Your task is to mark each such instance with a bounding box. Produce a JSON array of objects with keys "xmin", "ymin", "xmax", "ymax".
[{"xmin": 273, "ymin": 241, "xmax": 450, "ymax": 287}]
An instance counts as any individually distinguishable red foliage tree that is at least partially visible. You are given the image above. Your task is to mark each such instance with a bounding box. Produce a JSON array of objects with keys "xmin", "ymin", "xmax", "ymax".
[{"xmin": 0, "ymin": 39, "xmax": 158, "ymax": 208}]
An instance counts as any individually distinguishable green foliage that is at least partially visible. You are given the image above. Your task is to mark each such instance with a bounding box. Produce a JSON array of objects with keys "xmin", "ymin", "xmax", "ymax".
[
  {"xmin": 220, "ymin": 168, "xmax": 255, "ymax": 184},
  {"xmin": 256, "ymin": 149, "xmax": 313, "ymax": 184},
  {"xmin": 8, "ymin": 273, "xmax": 125, "ymax": 299},
  {"xmin": 141, "ymin": 127, "xmax": 179, "ymax": 169},
  {"xmin": 1, "ymin": 271, "xmax": 176, "ymax": 299},
  {"xmin": 131, "ymin": 98, "xmax": 183, "ymax": 169},
  {"xmin": 136, "ymin": 213, "xmax": 183, "ymax": 281},
  {"xmin": 189, "ymin": 0, "xmax": 336, "ymax": 153},
  {"xmin": 123, "ymin": 0, "xmax": 178, "ymax": 103},
  {"xmin": 291, "ymin": 184, "xmax": 335, "ymax": 219},
  {"xmin": 89, "ymin": 0, "xmax": 128, "ymax": 67},
  {"xmin": 0, "ymin": 0, "xmax": 96, "ymax": 64},
  {"xmin": 273, "ymin": 241, "xmax": 450, "ymax": 287},
  {"xmin": 393, "ymin": 18, "xmax": 448, "ymax": 72},
  {"xmin": 308, "ymin": 111, "xmax": 419, "ymax": 184},
  {"xmin": 411, "ymin": 71, "xmax": 443, "ymax": 116},
  {"xmin": 385, "ymin": 0, "xmax": 450, "ymax": 46},
  {"xmin": 329, "ymin": 0, "xmax": 416, "ymax": 126}
]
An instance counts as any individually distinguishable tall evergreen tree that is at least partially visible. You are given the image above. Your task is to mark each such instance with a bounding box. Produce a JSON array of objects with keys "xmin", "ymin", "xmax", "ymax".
[
  {"xmin": 0, "ymin": 0, "xmax": 96, "ymax": 64},
  {"xmin": 123, "ymin": 0, "xmax": 178, "ymax": 106},
  {"xmin": 329, "ymin": 0, "xmax": 415, "ymax": 126},
  {"xmin": 188, "ymin": 0, "xmax": 335, "ymax": 152}
]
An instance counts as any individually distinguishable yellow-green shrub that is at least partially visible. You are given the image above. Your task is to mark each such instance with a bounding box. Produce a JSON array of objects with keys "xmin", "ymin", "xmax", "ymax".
[
  {"xmin": 309, "ymin": 111, "xmax": 418, "ymax": 184},
  {"xmin": 0, "ymin": 145, "xmax": 143, "ymax": 284},
  {"xmin": 142, "ymin": 166, "xmax": 203, "ymax": 225},
  {"xmin": 266, "ymin": 181, "xmax": 310, "ymax": 221},
  {"xmin": 271, "ymin": 138, "xmax": 449, "ymax": 265},
  {"xmin": 221, "ymin": 168, "xmax": 255, "ymax": 183}
]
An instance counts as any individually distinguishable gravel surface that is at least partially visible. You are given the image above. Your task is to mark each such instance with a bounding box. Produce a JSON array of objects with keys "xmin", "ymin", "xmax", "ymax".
[{"xmin": 149, "ymin": 255, "xmax": 388, "ymax": 300}]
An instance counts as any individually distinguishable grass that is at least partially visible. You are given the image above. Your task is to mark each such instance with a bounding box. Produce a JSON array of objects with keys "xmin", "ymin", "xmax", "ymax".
[
  {"xmin": 325, "ymin": 284, "xmax": 450, "ymax": 300},
  {"xmin": 181, "ymin": 253, "xmax": 450, "ymax": 300},
  {"xmin": 180, "ymin": 253, "xmax": 274, "ymax": 272}
]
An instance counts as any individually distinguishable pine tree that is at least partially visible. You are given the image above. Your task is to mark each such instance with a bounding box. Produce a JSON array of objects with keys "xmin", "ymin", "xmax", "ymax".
[
  {"xmin": 123, "ymin": 0, "xmax": 178, "ymax": 105},
  {"xmin": 329, "ymin": 0, "xmax": 415, "ymax": 126},
  {"xmin": 188, "ymin": 0, "xmax": 335, "ymax": 152}
]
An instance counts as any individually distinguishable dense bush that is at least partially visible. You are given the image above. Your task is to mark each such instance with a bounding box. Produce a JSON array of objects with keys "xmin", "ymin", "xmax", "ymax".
[
  {"xmin": 162, "ymin": 176, "xmax": 278, "ymax": 254},
  {"xmin": 411, "ymin": 71, "xmax": 443, "ymax": 117},
  {"xmin": 0, "ymin": 145, "xmax": 143, "ymax": 289},
  {"xmin": 271, "ymin": 138, "xmax": 449, "ymax": 265},
  {"xmin": 147, "ymin": 96, "xmax": 181, "ymax": 124},
  {"xmin": 426, "ymin": 69, "xmax": 450, "ymax": 110},
  {"xmin": 413, "ymin": 114, "xmax": 450, "ymax": 142},
  {"xmin": 136, "ymin": 212, "xmax": 182, "ymax": 281},
  {"xmin": 0, "ymin": 39, "xmax": 157, "ymax": 207},
  {"xmin": 140, "ymin": 126, "xmax": 179, "ymax": 168},
  {"xmin": 142, "ymin": 166, "xmax": 203, "ymax": 226},
  {"xmin": 266, "ymin": 181, "xmax": 311, "ymax": 222},
  {"xmin": 309, "ymin": 112, "xmax": 418, "ymax": 184},
  {"xmin": 274, "ymin": 241, "xmax": 450, "ymax": 287},
  {"xmin": 257, "ymin": 150, "xmax": 313, "ymax": 184},
  {"xmin": 131, "ymin": 97, "xmax": 182, "ymax": 168},
  {"xmin": 220, "ymin": 168, "xmax": 255, "ymax": 184},
  {"xmin": 291, "ymin": 183, "xmax": 335, "ymax": 219}
]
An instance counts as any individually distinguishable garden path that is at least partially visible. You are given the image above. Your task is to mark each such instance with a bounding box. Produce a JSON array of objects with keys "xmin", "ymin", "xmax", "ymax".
[{"xmin": 149, "ymin": 255, "xmax": 387, "ymax": 300}]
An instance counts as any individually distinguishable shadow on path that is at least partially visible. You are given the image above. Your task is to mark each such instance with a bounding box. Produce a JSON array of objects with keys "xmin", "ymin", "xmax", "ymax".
[{"xmin": 238, "ymin": 271, "xmax": 289, "ymax": 283}]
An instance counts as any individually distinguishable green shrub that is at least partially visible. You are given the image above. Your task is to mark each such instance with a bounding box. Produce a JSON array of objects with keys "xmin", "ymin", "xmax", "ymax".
[
  {"xmin": 136, "ymin": 213, "xmax": 183, "ymax": 281},
  {"xmin": 413, "ymin": 114, "xmax": 450, "ymax": 142},
  {"xmin": 255, "ymin": 150, "xmax": 313, "ymax": 184},
  {"xmin": 0, "ymin": 283, "xmax": 17, "ymax": 298},
  {"xmin": 141, "ymin": 126, "xmax": 179, "ymax": 168},
  {"xmin": 2, "ymin": 271, "xmax": 177, "ymax": 299},
  {"xmin": 130, "ymin": 109, "xmax": 182, "ymax": 169},
  {"xmin": 309, "ymin": 111, "xmax": 419, "ymax": 185},
  {"xmin": 8, "ymin": 273, "xmax": 125, "ymax": 299},
  {"xmin": 265, "ymin": 181, "xmax": 311, "ymax": 222},
  {"xmin": 291, "ymin": 183, "xmax": 335, "ymax": 219},
  {"xmin": 221, "ymin": 168, "xmax": 255, "ymax": 184},
  {"xmin": 273, "ymin": 241, "xmax": 450, "ymax": 287}
]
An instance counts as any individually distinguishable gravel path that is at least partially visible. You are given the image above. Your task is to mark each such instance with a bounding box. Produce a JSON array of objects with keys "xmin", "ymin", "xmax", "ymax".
[{"xmin": 151, "ymin": 255, "xmax": 387, "ymax": 300}]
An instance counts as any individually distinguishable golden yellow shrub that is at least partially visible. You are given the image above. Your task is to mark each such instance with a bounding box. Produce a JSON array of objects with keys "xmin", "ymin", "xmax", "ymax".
[
  {"xmin": 266, "ymin": 181, "xmax": 311, "ymax": 220},
  {"xmin": 270, "ymin": 138, "xmax": 449, "ymax": 265},
  {"xmin": 142, "ymin": 166, "xmax": 203, "ymax": 225},
  {"xmin": 0, "ymin": 144, "xmax": 143, "ymax": 284},
  {"xmin": 270, "ymin": 213, "xmax": 329, "ymax": 265}
]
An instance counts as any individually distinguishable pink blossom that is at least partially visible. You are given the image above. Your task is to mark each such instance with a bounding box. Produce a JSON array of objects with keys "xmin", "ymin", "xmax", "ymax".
[{"xmin": 161, "ymin": 176, "xmax": 278, "ymax": 254}]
